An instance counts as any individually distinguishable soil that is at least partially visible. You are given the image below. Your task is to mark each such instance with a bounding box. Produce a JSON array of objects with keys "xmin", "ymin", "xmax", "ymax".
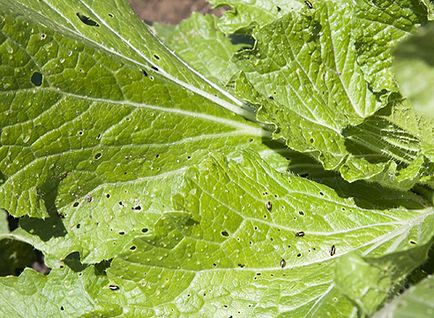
[{"xmin": 129, "ymin": 0, "xmax": 217, "ymax": 24}]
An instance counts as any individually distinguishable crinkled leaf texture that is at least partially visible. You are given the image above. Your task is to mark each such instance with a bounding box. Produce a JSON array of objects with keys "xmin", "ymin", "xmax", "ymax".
[
  {"xmin": 218, "ymin": 0, "xmax": 434, "ymax": 189},
  {"xmin": 2, "ymin": 153, "xmax": 434, "ymax": 317},
  {"xmin": 153, "ymin": 14, "xmax": 244, "ymax": 87},
  {"xmin": 0, "ymin": 0, "xmax": 433, "ymax": 317}
]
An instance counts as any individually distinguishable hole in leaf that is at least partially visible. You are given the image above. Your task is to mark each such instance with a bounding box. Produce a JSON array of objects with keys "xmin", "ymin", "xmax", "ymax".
[
  {"xmin": 221, "ymin": 230, "xmax": 229, "ymax": 237},
  {"xmin": 76, "ymin": 12, "xmax": 99, "ymax": 27},
  {"xmin": 31, "ymin": 72, "xmax": 43, "ymax": 86}
]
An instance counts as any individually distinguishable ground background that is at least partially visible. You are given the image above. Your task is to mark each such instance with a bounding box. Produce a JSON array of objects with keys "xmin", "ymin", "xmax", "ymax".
[{"xmin": 129, "ymin": 0, "xmax": 216, "ymax": 24}]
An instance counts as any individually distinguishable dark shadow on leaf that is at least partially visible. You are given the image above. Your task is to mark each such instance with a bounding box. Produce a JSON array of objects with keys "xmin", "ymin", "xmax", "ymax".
[
  {"xmin": 20, "ymin": 177, "xmax": 67, "ymax": 241},
  {"xmin": 342, "ymin": 102, "xmax": 419, "ymax": 167},
  {"xmin": 230, "ymin": 33, "xmax": 255, "ymax": 48},
  {"xmin": 64, "ymin": 252, "xmax": 87, "ymax": 272},
  {"xmin": 64, "ymin": 252, "xmax": 111, "ymax": 276},
  {"xmin": 261, "ymin": 138, "xmax": 428, "ymax": 210}
]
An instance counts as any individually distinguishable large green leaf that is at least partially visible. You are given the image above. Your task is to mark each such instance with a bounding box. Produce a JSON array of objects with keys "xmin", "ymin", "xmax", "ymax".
[
  {"xmin": 373, "ymin": 275, "xmax": 434, "ymax": 318},
  {"xmin": 0, "ymin": 0, "xmax": 274, "ymax": 220},
  {"xmin": 2, "ymin": 153, "xmax": 434, "ymax": 317},
  {"xmin": 232, "ymin": 0, "xmax": 433, "ymax": 189}
]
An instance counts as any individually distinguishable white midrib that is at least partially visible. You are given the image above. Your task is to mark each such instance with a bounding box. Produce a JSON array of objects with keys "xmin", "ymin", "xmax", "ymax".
[
  {"xmin": 39, "ymin": 0, "xmax": 257, "ymax": 122},
  {"xmin": 44, "ymin": 88, "xmax": 267, "ymax": 136}
]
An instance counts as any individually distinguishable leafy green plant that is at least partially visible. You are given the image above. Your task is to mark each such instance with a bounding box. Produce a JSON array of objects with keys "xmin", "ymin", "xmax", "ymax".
[{"xmin": 0, "ymin": 0, "xmax": 433, "ymax": 317}]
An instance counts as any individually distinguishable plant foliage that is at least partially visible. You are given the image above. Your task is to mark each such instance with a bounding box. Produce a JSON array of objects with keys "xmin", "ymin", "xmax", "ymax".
[{"xmin": 0, "ymin": 0, "xmax": 433, "ymax": 317}]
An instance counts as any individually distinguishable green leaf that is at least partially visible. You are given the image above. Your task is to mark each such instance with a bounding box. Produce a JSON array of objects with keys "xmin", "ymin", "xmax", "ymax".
[
  {"xmin": 353, "ymin": 0, "xmax": 429, "ymax": 95},
  {"xmin": 153, "ymin": 13, "xmax": 243, "ymax": 86},
  {"xmin": 335, "ymin": 254, "xmax": 392, "ymax": 316},
  {"xmin": 102, "ymin": 153, "xmax": 434, "ymax": 316},
  {"xmin": 3, "ymin": 152, "xmax": 434, "ymax": 316},
  {"xmin": 0, "ymin": 209, "xmax": 8, "ymax": 235},
  {"xmin": 393, "ymin": 22, "xmax": 434, "ymax": 119},
  {"xmin": 373, "ymin": 275, "xmax": 434, "ymax": 318},
  {"xmin": 0, "ymin": 267, "xmax": 121, "ymax": 317},
  {"xmin": 232, "ymin": 0, "xmax": 433, "ymax": 189},
  {"xmin": 0, "ymin": 0, "xmax": 272, "ymax": 219},
  {"xmin": 209, "ymin": 0, "xmax": 306, "ymax": 33}
]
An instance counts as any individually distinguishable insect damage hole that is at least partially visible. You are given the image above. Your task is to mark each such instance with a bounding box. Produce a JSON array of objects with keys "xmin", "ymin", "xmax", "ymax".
[
  {"xmin": 31, "ymin": 72, "xmax": 43, "ymax": 86},
  {"xmin": 76, "ymin": 12, "xmax": 100, "ymax": 27}
]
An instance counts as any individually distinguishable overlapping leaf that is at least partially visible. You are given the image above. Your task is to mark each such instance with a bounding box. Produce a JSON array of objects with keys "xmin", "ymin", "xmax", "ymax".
[
  {"xmin": 153, "ymin": 14, "xmax": 243, "ymax": 86},
  {"xmin": 230, "ymin": 0, "xmax": 433, "ymax": 189},
  {"xmin": 0, "ymin": 0, "xmax": 433, "ymax": 317}
]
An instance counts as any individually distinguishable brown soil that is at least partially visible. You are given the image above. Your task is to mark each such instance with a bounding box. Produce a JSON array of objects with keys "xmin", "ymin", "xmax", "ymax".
[{"xmin": 129, "ymin": 0, "xmax": 216, "ymax": 24}]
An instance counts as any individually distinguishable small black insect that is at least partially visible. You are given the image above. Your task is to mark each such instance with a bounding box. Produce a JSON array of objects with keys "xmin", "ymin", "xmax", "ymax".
[
  {"xmin": 108, "ymin": 284, "xmax": 120, "ymax": 291},
  {"xmin": 266, "ymin": 201, "xmax": 272, "ymax": 211},
  {"xmin": 280, "ymin": 258, "xmax": 286, "ymax": 268},
  {"xmin": 330, "ymin": 245, "xmax": 336, "ymax": 256},
  {"xmin": 295, "ymin": 231, "xmax": 305, "ymax": 237},
  {"xmin": 305, "ymin": 0, "xmax": 313, "ymax": 9}
]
